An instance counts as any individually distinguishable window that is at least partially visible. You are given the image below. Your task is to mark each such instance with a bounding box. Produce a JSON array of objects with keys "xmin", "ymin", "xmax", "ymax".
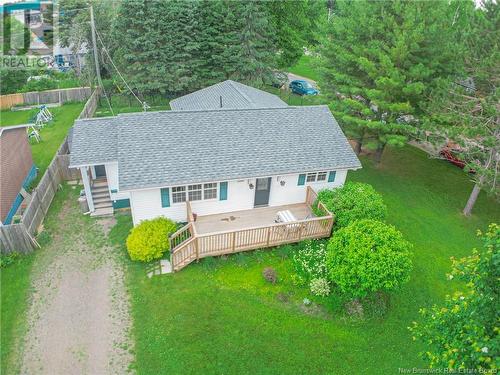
[
  {"xmin": 169, "ymin": 182, "xmax": 221, "ymax": 204},
  {"xmin": 305, "ymin": 171, "xmax": 328, "ymax": 183},
  {"xmin": 172, "ymin": 186, "xmax": 186, "ymax": 203},
  {"xmin": 188, "ymin": 184, "xmax": 202, "ymax": 201},
  {"xmin": 306, "ymin": 173, "xmax": 317, "ymax": 182},
  {"xmin": 204, "ymin": 183, "xmax": 217, "ymax": 200},
  {"xmin": 317, "ymin": 172, "xmax": 327, "ymax": 181}
]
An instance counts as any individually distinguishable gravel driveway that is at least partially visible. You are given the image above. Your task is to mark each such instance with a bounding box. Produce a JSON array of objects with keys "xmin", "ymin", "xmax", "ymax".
[{"xmin": 19, "ymin": 196, "xmax": 133, "ymax": 375}]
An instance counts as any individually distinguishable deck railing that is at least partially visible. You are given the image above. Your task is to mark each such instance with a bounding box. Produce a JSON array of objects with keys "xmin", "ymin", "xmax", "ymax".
[
  {"xmin": 169, "ymin": 222, "xmax": 193, "ymax": 251},
  {"xmin": 170, "ymin": 188, "xmax": 335, "ymax": 272}
]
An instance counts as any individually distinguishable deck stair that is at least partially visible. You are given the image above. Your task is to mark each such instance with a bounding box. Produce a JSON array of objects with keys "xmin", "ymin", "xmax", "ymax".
[{"xmin": 90, "ymin": 179, "xmax": 114, "ymax": 217}]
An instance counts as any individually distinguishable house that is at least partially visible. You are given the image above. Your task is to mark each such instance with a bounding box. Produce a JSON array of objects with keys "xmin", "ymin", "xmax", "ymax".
[
  {"xmin": 170, "ymin": 80, "xmax": 288, "ymax": 110},
  {"xmin": 70, "ymin": 105, "xmax": 361, "ymax": 223},
  {"xmin": 70, "ymin": 83, "xmax": 361, "ymax": 270},
  {"xmin": 0, "ymin": 125, "xmax": 37, "ymax": 225}
]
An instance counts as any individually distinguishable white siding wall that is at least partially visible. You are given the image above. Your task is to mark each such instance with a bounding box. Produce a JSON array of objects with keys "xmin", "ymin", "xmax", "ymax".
[
  {"xmin": 128, "ymin": 171, "xmax": 348, "ymax": 225},
  {"xmin": 104, "ymin": 162, "xmax": 130, "ymax": 201}
]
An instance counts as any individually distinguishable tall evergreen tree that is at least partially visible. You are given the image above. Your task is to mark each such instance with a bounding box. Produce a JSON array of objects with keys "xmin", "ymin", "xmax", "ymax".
[
  {"xmin": 230, "ymin": 0, "xmax": 276, "ymax": 86},
  {"xmin": 428, "ymin": 0, "xmax": 499, "ymax": 216},
  {"xmin": 266, "ymin": 0, "xmax": 310, "ymax": 68},
  {"xmin": 319, "ymin": 0, "xmax": 463, "ymax": 162},
  {"xmin": 112, "ymin": 0, "xmax": 200, "ymax": 96}
]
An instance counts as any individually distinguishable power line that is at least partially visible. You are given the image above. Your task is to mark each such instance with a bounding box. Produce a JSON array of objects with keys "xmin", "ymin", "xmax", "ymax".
[
  {"xmin": 90, "ymin": 5, "xmax": 113, "ymax": 116},
  {"xmin": 94, "ymin": 27, "xmax": 145, "ymax": 108}
]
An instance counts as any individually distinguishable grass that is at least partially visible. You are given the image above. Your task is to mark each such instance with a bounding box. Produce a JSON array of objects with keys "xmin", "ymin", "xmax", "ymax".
[
  {"xmin": 0, "ymin": 183, "xmax": 76, "ymax": 374},
  {"xmin": 288, "ymin": 55, "xmax": 321, "ymax": 82},
  {"xmin": 95, "ymin": 95, "xmax": 170, "ymax": 117},
  {"xmin": 0, "ymin": 253, "xmax": 36, "ymax": 374},
  {"xmin": 109, "ymin": 144, "xmax": 498, "ymax": 374},
  {"xmin": 0, "ymin": 103, "xmax": 84, "ymax": 182}
]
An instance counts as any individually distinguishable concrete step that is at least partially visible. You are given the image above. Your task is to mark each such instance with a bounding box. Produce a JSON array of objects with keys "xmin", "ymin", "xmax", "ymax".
[
  {"xmin": 92, "ymin": 191, "xmax": 110, "ymax": 199},
  {"xmin": 93, "ymin": 179, "xmax": 108, "ymax": 186},
  {"xmin": 94, "ymin": 200, "xmax": 112, "ymax": 209},
  {"xmin": 94, "ymin": 196, "xmax": 111, "ymax": 204},
  {"xmin": 91, "ymin": 185, "xmax": 109, "ymax": 193},
  {"xmin": 90, "ymin": 206, "xmax": 114, "ymax": 217}
]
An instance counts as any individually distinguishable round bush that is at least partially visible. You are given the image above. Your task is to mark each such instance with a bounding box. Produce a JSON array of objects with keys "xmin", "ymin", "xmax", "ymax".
[
  {"xmin": 316, "ymin": 182, "xmax": 387, "ymax": 228},
  {"xmin": 327, "ymin": 219, "xmax": 413, "ymax": 298},
  {"xmin": 126, "ymin": 217, "xmax": 177, "ymax": 262}
]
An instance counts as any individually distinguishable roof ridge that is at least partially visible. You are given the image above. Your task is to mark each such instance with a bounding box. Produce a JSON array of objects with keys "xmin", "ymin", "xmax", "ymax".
[
  {"xmin": 227, "ymin": 80, "xmax": 255, "ymax": 106},
  {"xmin": 116, "ymin": 105, "xmax": 327, "ymax": 117}
]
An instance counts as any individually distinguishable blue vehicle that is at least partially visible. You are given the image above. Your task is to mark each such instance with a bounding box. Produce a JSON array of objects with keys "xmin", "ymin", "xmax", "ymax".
[{"xmin": 289, "ymin": 80, "xmax": 319, "ymax": 96}]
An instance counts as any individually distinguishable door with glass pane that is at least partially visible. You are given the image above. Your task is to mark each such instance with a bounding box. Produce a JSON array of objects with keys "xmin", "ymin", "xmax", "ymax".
[{"xmin": 254, "ymin": 177, "xmax": 271, "ymax": 207}]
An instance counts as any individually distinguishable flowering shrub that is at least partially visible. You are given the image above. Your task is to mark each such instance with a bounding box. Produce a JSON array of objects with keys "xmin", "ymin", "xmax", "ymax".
[
  {"xmin": 316, "ymin": 182, "xmax": 387, "ymax": 228},
  {"xmin": 126, "ymin": 217, "xmax": 177, "ymax": 262},
  {"xmin": 309, "ymin": 278, "xmax": 331, "ymax": 297},
  {"xmin": 327, "ymin": 219, "xmax": 413, "ymax": 298},
  {"xmin": 292, "ymin": 240, "xmax": 328, "ymax": 286}
]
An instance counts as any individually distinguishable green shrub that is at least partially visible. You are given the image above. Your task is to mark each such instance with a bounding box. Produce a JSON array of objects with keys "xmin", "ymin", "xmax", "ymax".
[
  {"xmin": 126, "ymin": 217, "xmax": 177, "ymax": 262},
  {"xmin": 327, "ymin": 219, "xmax": 412, "ymax": 298},
  {"xmin": 316, "ymin": 182, "xmax": 387, "ymax": 228},
  {"xmin": 292, "ymin": 240, "xmax": 328, "ymax": 286},
  {"xmin": 0, "ymin": 252, "xmax": 19, "ymax": 268}
]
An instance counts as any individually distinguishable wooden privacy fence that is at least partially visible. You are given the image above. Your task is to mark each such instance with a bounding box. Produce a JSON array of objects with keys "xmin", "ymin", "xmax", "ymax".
[
  {"xmin": 0, "ymin": 93, "xmax": 24, "ymax": 109},
  {"xmin": 77, "ymin": 88, "xmax": 99, "ymax": 119},
  {"xmin": 0, "ymin": 90, "xmax": 99, "ymax": 254},
  {"xmin": 0, "ymin": 87, "xmax": 92, "ymax": 110},
  {"xmin": 170, "ymin": 187, "xmax": 335, "ymax": 272}
]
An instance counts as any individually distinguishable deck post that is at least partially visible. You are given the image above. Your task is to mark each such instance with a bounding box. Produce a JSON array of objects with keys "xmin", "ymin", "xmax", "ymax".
[
  {"xmin": 195, "ymin": 237, "xmax": 200, "ymax": 261},
  {"xmin": 231, "ymin": 231, "xmax": 236, "ymax": 252},
  {"xmin": 266, "ymin": 226, "xmax": 271, "ymax": 246}
]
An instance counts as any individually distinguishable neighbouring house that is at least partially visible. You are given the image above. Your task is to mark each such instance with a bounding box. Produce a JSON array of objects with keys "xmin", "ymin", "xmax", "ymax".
[
  {"xmin": 0, "ymin": 125, "xmax": 37, "ymax": 225},
  {"xmin": 70, "ymin": 82, "xmax": 361, "ymax": 270},
  {"xmin": 169, "ymin": 80, "xmax": 288, "ymax": 110}
]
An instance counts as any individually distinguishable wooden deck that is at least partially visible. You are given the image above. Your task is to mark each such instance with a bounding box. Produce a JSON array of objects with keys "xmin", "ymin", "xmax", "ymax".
[
  {"xmin": 169, "ymin": 187, "xmax": 334, "ymax": 272},
  {"xmin": 194, "ymin": 203, "xmax": 313, "ymax": 234}
]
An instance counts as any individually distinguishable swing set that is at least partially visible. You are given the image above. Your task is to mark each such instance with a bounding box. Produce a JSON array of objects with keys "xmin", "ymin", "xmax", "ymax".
[{"xmin": 28, "ymin": 105, "xmax": 54, "ymax": 144}]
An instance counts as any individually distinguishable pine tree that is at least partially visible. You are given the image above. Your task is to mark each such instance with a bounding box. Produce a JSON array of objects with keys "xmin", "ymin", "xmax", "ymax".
[
  {"xmin": 266, "ymin": 0, "xmax": 310, "ymax": 68},
  {"xmin": 230, "ymin": 0, "xmax": 276, "ymax": 86},
  {"xmin": 196, "ymin": 0, "xmax": 234, "ymax": 85},
  {"xmin": 428, "ymin": 0, "xmax": 499, "ymax": 216},
  {"xmin": 319, "ymin": 0, "xmax": 463, "ymax": 163}
]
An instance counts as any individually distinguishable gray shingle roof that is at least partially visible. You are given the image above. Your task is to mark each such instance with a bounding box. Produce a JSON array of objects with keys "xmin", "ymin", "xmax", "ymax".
[
  {"xmin": 170, "ymin": 80, "xmax": 288, "ymax": 110},
  {"xmin": 70, "ymin": 117, "xmax": 116, "ymax": 166},
  {"xmin": 70, "ymin": 106, "xmax": 361, "ymax": 191}
]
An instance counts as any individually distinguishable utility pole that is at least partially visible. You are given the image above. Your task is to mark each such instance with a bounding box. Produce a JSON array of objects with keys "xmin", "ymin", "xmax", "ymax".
[
  {"xmin": 90, "ymin": 5, "xmax": 113, "ymax": 114},
  {"xmin": 90, "ymin": 5, "xmax": 103, "ymax": 91}
]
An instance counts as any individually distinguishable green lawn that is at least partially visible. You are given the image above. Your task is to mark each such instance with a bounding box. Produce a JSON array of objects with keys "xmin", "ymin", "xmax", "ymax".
[
  {"xmin": 0, "ymin": 103, "xmax": 84, "ymax": 182},
  {"xmin": 0, "ymin": 253, "xmax": 36, "ymax": 374},
  {"xmin": 109, "ymin": 145, "xmax": 498, "ymax": 374},
  {"xmin": 94, "ymin": 95, "xmax": 170, "ymax": 117},
  {"xmin": 288, "ymin": 55, "xmax": 321, "ymax": 82}
]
